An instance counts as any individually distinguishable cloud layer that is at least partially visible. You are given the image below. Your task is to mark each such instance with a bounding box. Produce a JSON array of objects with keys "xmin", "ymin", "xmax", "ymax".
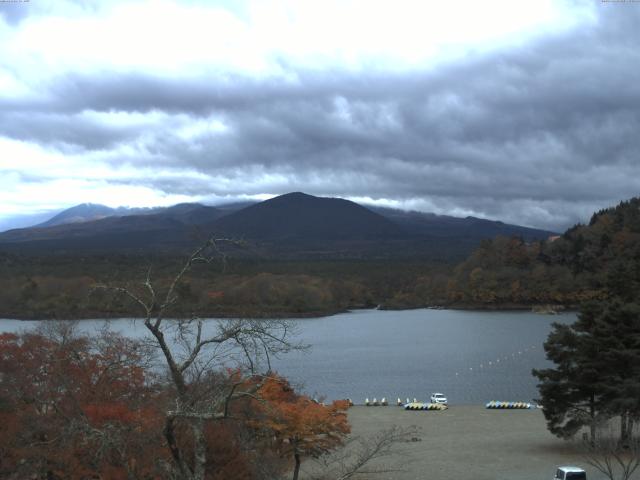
[{"xmin": 1, "ymin": 0, "xmax": 638, "ymax": 231}]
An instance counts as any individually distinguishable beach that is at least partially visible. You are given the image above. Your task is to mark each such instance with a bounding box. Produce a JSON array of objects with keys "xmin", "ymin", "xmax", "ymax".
[{"xmin": 325, "ymin": 406, "xmax": 604, "ymax": 480}]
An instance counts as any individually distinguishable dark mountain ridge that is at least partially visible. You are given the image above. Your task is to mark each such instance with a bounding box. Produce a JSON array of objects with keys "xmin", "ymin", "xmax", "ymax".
[
  {"xmin": 36, "ymin": 203, "xmax": 161, "ymax": 228},
  {"xmin": 0, "ymin": 193, "xmax": 556, "ymax": 258},
  {"xmin": 211, "ymin": 192, "xmax": 403, "ymax": 241},
  {"xmin": 369, "ymin": 206, "xmax": 552, "ymax": 242}
]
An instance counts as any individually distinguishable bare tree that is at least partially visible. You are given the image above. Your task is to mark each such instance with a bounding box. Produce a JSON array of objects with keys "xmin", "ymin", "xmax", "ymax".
[
  {"xmin": 96, "ymin": 238, "xmax": 304, "ymax": 480},
  {"xmin": 305, "ymin": 425, "xmax": 420, "ymax": 480},
  {"xmin": 582, "ymin": 421, "xmax": 640, "ymax": 480}
]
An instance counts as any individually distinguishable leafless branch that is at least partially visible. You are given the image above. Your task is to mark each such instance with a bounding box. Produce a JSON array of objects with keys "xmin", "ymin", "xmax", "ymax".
[
  {"xmin": 582, "ymin": 422, "xmax": 640, "ymax": 480},
  {"xmin": 92, "ymin": 237, "xmax": 303, "ymax": 480},
  {"xmin": 305, "ymin": 425, "xmax": 420, "ymax": 480}
]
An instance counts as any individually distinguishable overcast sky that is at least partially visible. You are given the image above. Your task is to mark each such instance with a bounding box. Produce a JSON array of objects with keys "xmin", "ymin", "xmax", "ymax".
[{"xmin": 0, "ymin": 0, "xmax": 638, "ymax": 231}]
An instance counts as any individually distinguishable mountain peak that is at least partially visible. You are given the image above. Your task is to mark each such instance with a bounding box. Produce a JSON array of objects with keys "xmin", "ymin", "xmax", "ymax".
[
  {"xmin": 212, "ymin": 192, "xmax": 402, "ymax": 242},
  {"xmin": 267, "ymin": 192, "xmax": 316, "ymax": 203},
  {"xmin": 280, "ymin": 192, "xmax": 309, "ymax": 198},
  {"xmin": 37, "ymin": 203, "xmax": 117, "ymax": 228}
]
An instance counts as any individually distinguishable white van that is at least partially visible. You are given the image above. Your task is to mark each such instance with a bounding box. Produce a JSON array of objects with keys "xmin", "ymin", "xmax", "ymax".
[{"xmin": 554, "ymin": 466, "xmax": 586, "ymax": 480}]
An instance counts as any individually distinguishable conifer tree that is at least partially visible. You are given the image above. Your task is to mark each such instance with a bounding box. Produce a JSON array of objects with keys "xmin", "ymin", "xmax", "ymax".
[
  {"xmin": 533, "ymin": 310, "xmax": 604, "ymax": 441},
  {"xmin": 534, "ymin": 299, "xmax": 640, "ymax": 444}
]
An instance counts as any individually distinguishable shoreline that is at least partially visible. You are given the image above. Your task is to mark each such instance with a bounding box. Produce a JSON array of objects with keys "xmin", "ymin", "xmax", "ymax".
[
  {"xmin": 0, "ymin": 304, "xmax": 577, "ymax": 322},
  {"xmin": 0, "ymin": 308, "xmax": 349, "ymax": 322}
]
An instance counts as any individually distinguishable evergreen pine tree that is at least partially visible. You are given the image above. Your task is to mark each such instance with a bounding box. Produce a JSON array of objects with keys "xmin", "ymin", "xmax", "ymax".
[
  {"xmin": 533, "ymin": 311, "xmax": 604, "ymax": 441},
  {"xmin": 534, "ymin": 299, "xmax": 640, "ymax": 443}
]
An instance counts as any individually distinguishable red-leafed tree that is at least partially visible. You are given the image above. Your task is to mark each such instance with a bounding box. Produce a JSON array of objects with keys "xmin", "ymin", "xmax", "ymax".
[
  {"xmin": 0, "ymin": 324, "xmax": 164, "ymax": 479},
  {"xmin": 255, "ymin": 375, "xmax": 351, "ymax": 480}
]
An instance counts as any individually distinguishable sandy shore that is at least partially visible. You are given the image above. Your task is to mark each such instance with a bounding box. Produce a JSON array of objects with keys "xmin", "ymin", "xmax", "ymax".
[{"xmin": 325, "ymin": 406, "xmax": 604, "ymax": 480}]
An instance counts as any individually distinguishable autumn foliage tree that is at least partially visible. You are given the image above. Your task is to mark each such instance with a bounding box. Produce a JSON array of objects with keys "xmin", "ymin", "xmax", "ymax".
[
  {"xmin": 254, "ymin": 376, "xmax": 351, "ymax": 480},
  {"xmin": 0, "ymin": 326, "xmax": 310, "ymax": 480},
  {"xmin": 0, "ymin": 323, "xmax": 164, "ymax": 479}
]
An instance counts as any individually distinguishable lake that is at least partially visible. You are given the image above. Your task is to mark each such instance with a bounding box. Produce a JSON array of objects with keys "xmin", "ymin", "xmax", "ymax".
[{"xmin": 0, "ymin": 309, "xmax": 575, "ymax": 405}]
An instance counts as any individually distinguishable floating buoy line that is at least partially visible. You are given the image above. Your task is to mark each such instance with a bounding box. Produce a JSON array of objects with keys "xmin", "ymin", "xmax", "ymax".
[
  {"xmin": 347, "ymin": 344, "xmax": 542, "ymax": 409},
  {"xmin": 454, "ymin": 344, "xmax": 538, "ymax": 378}
]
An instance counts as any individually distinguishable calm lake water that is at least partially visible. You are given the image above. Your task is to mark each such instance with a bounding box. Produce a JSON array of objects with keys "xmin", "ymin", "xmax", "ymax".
[{"xmin": 0, "ymin": 309, "xmax": 576, "ymax": 405}]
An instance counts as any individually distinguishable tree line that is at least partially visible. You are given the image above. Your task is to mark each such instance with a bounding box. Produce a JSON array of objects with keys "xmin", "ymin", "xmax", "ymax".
[{"xmin": 0, "ymin": 255, "xmax": 443, "ymax": 319}]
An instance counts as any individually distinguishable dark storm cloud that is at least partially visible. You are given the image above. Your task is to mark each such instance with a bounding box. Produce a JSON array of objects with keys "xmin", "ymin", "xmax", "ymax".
[
  {"xmin": 2, "ymin": 3, "xmax": 640, "ymax": 231},
  {"xmin": 0, "ymin": 111, "xmax": 149, "ymax": 150}
]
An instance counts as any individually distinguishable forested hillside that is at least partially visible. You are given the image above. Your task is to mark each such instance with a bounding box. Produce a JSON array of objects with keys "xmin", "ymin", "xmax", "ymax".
[
  {"xmin": 0, "ymin": 254, "xmax": 447, "ymax": 319},
  {"xmin": 2, "ymin": 198, "xmax": 638, "ymax": 318},
  {"xmin": 438, "ymin": 198, "xmax": 640, "ymax": 307}
]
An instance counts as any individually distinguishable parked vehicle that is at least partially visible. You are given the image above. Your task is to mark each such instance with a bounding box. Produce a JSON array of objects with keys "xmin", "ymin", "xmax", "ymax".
[
  {"xmin": 430, "ymin": 393, "xmax": 447, "ymax": 404},
  {"xmin": 554, "ymin": 466, "xmax": 586, "ymax": 480}
]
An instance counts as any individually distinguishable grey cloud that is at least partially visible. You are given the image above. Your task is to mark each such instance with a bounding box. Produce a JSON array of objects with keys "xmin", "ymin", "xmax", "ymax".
[
  {"xmin": 0, "ymin": 111, "xmax": 148, "ymax": 150},
  {"xmin": 0, "ymin": 0, "xmax": 103, "ymax": 26},
  {"xmin": 3, "ymin": 4, "xmax": 640, "ymax": 231},
  {"xmin": 0, "ymin": 2, "xmax": 33, "ymax": 26}
]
